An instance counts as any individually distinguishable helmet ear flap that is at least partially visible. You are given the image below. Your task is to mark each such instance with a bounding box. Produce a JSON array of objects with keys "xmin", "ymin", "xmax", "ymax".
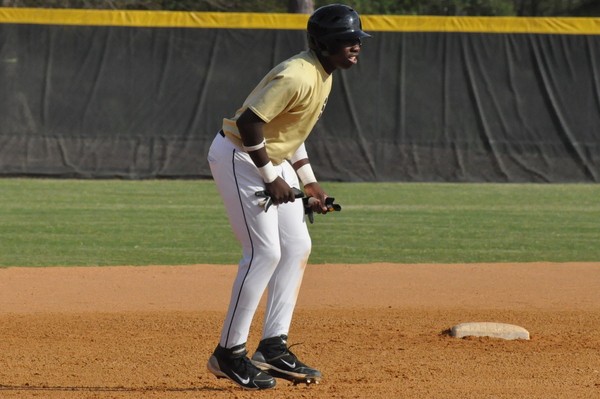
[{"xmin": 308, "ymin": 34, "xmax": 330, "ymax": 57}]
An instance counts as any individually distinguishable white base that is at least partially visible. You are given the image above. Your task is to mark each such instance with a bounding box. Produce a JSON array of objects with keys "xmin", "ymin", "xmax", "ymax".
[{"xmin": 450, "ymin": 322, "xmax": 530, "ymax": 340}]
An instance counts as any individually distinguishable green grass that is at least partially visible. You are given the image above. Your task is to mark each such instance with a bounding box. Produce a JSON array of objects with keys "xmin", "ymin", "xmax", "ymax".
[{"xmin": 1, "ymin": 179, "xmax": 599, "ymax": 266}]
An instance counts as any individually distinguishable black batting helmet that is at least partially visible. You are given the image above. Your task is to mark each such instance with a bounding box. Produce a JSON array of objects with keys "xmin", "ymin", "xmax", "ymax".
[{"xmin": 307, "ymin": 4, "xmax": 371, "ymax": 55}]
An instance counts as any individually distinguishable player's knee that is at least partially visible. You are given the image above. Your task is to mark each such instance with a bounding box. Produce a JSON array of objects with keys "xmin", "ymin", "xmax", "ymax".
[
  {"xmin": 300, "ymin": 236, "xmax": 312, "ymax": 258},
  {"xmin": 257, "ymin": 246, "xmax": 283, "ymax": 269},
  {"xmin": 284, "ymin": 236, "xmax": 311, "ymax": 261}
]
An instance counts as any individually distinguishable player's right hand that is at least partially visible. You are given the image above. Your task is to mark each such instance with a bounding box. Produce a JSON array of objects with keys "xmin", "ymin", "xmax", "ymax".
[{"xmin": 265, "ymin": 177, "xmax": 296, "ymax": 205}]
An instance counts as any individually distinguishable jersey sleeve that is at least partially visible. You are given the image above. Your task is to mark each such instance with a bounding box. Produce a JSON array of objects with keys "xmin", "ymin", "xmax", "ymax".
[{"xmin": 247, "ymin": 73, "xmax": 310, "ymax": 123}]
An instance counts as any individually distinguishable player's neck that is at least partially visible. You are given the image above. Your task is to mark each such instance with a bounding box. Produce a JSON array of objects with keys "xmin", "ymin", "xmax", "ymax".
[{"xmin": 316, "ymin": 52, "xmax": 335, "ymax": 75}]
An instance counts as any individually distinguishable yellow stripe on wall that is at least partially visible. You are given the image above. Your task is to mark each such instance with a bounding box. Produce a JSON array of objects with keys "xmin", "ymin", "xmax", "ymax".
[
  {"xmin": 0, "ymin": 8, "xmax": 308, "ymax": 29},
  {"xmin": 1, "ymin": 7, "xmax": 599, "ymax": 35},
  {"xmin": 366, "ymin": 15, "xmax": 600, "ymax": 34}
]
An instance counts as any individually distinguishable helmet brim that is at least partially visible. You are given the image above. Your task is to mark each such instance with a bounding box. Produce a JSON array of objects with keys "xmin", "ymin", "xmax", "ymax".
[{"xmin": 319, "ymin": 29, "xmax": 372, "ymax": 44}]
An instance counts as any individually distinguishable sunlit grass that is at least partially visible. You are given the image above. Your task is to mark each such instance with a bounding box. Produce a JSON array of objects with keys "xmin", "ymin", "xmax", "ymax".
[{"xmin": 1, "ymin": 179, "xmax": 598, "ymax": 266}]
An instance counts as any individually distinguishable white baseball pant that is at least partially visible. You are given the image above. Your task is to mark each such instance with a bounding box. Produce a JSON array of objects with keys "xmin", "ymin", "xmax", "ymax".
[{"xmin": 207, "ymin": 132, "xmax": 311, "ymax": 349}]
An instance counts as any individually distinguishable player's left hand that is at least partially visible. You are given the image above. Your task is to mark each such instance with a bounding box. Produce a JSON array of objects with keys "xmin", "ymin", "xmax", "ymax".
[{"xmin": 303, "ymin": 183, "xmax": 328, "ymax": 214}]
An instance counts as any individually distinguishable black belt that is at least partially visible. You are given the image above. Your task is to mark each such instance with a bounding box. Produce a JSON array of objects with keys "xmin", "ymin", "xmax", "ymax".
[{"xmin": 219, "ymin": 130, "xmax": 225, "ymax": 137}]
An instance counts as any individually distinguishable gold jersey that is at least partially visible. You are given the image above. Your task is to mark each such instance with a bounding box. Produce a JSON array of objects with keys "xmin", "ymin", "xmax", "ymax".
[{"xmin": 222, "ymin": 49, "xmax": 332, "ymax": 165}]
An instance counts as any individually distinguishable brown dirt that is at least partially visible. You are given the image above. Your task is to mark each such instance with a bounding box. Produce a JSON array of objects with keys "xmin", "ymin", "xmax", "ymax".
[{"xmin": 1, "ymin": 263, "xmax": 599, "ymax": 398}]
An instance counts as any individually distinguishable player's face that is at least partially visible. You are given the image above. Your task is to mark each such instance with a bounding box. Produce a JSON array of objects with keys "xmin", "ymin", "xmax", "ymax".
[{"xmin": 328, "ymin": 38, "xmax": 363, "ymax": 70}]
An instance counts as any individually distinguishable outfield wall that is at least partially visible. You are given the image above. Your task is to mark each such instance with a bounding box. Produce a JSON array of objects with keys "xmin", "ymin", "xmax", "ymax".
[{"xmin": 1, "ymin": 9, "xmax": 599, "ymax": 181}]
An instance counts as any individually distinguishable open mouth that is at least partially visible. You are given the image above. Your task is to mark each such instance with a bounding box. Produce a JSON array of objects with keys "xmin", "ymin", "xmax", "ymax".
[{"xmin": 349, "ymin": 55, "xmax": 358, "ymax": 64}]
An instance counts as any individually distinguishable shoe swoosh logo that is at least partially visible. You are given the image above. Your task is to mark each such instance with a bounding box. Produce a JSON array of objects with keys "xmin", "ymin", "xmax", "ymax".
[
  {"xmin": 281, "ymin": 359, "xmax": 296, "ymax": 368},
  {"xmin": 232, "ymin": 371, "xmax": 250, "ymax": 385}
]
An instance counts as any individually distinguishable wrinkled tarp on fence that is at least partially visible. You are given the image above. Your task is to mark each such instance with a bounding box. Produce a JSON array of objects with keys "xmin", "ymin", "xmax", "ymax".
[{"xmin": 1, "ymin": 9, "xmax": 599, "ymax": 181}]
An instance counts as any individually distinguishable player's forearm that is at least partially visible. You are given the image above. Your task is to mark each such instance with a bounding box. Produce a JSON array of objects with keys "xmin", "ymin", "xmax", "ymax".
[
  {"xmin": 236, "ymin": 109, "xmax": 270, "ymax": 168},
  {"xmin": 292, "ymin": 158, "xmax": 309, "ymax": 169},
  {"xmin": 291, "ymin": 144, "xmax": 317, "ymax": 186},
  {"xmin": 240, "ymin": 131, "xmax": 274, "ymax": 182}
]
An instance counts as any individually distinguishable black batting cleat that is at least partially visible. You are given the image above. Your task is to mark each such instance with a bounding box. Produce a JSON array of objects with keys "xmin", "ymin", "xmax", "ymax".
[
  {"xmin": 251, "ymin": 335, "xmax": 322, "ymax": 385},
  {"xmin": 207, "ymin": 343, "xmax": 276, "ymax": 390}
]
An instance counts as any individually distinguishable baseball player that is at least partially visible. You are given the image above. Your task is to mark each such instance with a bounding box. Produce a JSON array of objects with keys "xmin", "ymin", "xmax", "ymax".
[{"xmin": 206, "ymin": 4, "xmax": 370, "ymax": 390}]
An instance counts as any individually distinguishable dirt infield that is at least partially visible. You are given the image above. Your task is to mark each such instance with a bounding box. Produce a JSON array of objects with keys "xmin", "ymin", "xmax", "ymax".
[{"xmin": 1, "ymin": 263, "xmax": 599, "ymax": 398}]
